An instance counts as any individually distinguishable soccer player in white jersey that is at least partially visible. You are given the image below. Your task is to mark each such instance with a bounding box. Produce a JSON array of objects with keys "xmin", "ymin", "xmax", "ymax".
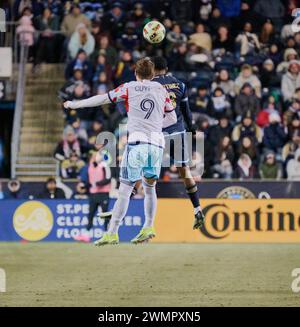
[{"xmin": 64, "ymin": 58, "xmax": 176, "ymax": 245}]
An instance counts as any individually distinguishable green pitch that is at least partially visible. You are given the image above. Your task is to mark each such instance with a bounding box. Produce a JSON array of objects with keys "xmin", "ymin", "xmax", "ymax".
[{"xmin": 0, "ymin": 243, "xmax": 299, "ymax": 307}]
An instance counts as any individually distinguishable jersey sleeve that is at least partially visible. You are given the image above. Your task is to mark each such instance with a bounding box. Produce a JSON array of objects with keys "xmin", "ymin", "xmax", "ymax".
[{"xmin": 108, "ymin": 83, "xmax": 129, "ymax": 104}]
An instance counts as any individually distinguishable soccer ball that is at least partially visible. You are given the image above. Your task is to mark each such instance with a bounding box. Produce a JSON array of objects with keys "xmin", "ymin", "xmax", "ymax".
[{"xmin": 143, "ymin": 21, "xmax": 166, "ymax": 44}]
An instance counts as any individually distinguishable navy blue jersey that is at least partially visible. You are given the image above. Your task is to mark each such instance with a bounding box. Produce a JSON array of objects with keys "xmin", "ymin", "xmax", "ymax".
[{"xmin": 152, "ymin": 74, "xmax": 193, "ymax": 134}]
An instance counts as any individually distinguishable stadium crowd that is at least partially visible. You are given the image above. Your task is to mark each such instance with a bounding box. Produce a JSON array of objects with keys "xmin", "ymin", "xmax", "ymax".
[{"xmin": 7, "ymin": 0, "xmax": 300, "ymax": 182}]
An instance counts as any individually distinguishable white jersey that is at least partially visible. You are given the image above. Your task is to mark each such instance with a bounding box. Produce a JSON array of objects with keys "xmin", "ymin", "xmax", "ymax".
[{"xmin": 108, "ymin": 80, "xmax": 174, "ymax": 147}]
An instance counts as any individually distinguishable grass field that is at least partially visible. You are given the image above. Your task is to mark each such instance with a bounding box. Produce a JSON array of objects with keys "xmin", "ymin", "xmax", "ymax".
[{"xmin": 0, "ymin": 243, "xmax": 299, "ymax": 307}]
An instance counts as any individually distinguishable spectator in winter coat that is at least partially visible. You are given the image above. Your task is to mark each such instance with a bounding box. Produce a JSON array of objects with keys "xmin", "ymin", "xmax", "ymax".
[
  {"xmin": 263, "ymin": 113, "xmax": 287, "ymax": 154},
  {"xmin": 287, "ymin": 148, "xmax": 300, "ymax": 180},
  {"xmin": 211, "ymin": 69, "xmax": 235, "ymax": 98},
  {"xmin": 54, "ymin": 126, "xmax": 81, "ymax": 161},
  {"xmin": 209, "ymin": 87, "xmax": 232, "ymax": 120},
  {"xmin": 234, "ymin": 83, "xmax": 260, "ymax": 120},
  {"xmin": 65, "ymin": 50, "xmax": 93, "ymax": 81},
  {"xmin": 235, "ymin": 22, "xmax": 260, "ymax": 57},
  {"xmin": 235, "ymin": 64, "xmax": 261, "ymax": 97},
  {"xmin": 234, "ymin": 153, "xmax": 257, "ymax": 180},
  {"xmin": 276, "ymin": 48, "xmax": 299, "ymax": 74},
  {"xmin": 283, "ymin": 98, "xmax": 300, "ymax": 125},
  {"xmin": 207, "ymin": 114, "xmax": 232, "ymax": 147},
  {"xmin": 260, "ymin": 59, "xmax": 281, "ymax": 89},
  {"xmin": 39, "ymin": 178, "xmax": 66, "ymax": 199},
  {"xmin": 259, "ymin": 151, "xmax": 282, "ymax": 179},
  {"xmin": 281, "ymin": 61, "xmax": 300, "ymax": 103},
  {"xmin": 61, "ymin": 151, "xmax": 85, "ymax": 179},
  {"xmin": 16, "ymin": 15, "xmax": 35, "ymax": 46},
  {"xmin": 61, "ymin": 4, "xmax": 91, "ymax": 37},
  {"xmin": 256, "ymin": 95, "xmax": 279, "ymax": 128},
  {"xmin": 188, "ymin": 23, "xmax": 212, "ymax": 52},
  {"xmin": 232, "ymin": 111, "xmax": 263, "ymax": 144},
  {"xmin": 68, "ymin": 23, "xmax": 95, "ymax": 59}
]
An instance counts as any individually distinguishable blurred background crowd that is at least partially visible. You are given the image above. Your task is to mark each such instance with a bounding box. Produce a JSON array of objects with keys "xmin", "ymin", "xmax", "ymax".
[{"xmin": 3, "ymin": 0, "xmax": 300, "ymax": 186}]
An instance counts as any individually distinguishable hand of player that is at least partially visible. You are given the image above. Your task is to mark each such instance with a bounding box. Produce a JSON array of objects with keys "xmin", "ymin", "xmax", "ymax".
[{"xmin": 63, "ymin": 101, "xmax": 74, "ymax": 109}]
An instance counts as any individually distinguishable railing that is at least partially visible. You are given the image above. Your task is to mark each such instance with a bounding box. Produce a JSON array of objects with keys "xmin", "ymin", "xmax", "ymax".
[{"xmin": 10, "ymin": 42, "xmax": 28, "ymax": 178}]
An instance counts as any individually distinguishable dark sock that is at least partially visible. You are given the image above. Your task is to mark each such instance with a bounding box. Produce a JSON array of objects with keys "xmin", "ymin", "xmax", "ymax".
[
  {"xmin": 186, "ymin": 184, "xmax": 200, "ymax": 208},
  {"xmin": 130, "ymin": 186, "xmax": 138, "ymax": 199}
]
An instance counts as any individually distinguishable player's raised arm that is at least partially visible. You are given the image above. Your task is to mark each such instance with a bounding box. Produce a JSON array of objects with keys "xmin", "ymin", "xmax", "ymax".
[{"xmin": 63, "ymin": 83, "xmax": 128, "ymax": 109}]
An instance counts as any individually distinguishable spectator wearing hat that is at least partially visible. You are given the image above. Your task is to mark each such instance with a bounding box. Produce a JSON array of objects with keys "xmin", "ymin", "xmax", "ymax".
[
  {"xmin": 87, "ymin": 118, "xmax": 105, "ymax": 147},
  {"xmin": 234, "ymin": 83, "xmax": 260, "ymax": 120},
  {"xmin": 102, "ymin": 2, "xmax": 126, "ymax": 38},
  {"xmin": 263, "ymin": 112, "xmax": 287, "ymax": 155},
  {"xmin": 277, "ymin": 48, "xmax": 299, "ymax": 74},
  {"xmin": 68, "ymin": 23, "xmax": 95, "ymax": 59},
  {"xmin": 260, "ymin": 59, "xmax": 281, "ymax": 89},
  {"xmin": 232, "ymin": 111, "xmax": 263, "ymax": 144},
  {"xmin": 61, "ymin": 4, "xmax": 91, "ymax": 38},
  {"xmin": 281, "ymin": 61, "xmax": 300, "ymax": 103},
  {"xmin": 234, "ymin": 153, "xmax": 257, "ymax": 180},
  {"xmin": 54, "ymin": 126, "xmax": 81, "ymax": 161},
  {"xmin": 119, "ymin": 21, "xmax": 139, "ymax": 50},
  {"xmin": 65, "ymin": 50, "xmax": 93, "ymax": 81},
  {"xmin": 4, "ymin": 179, "xmax": 24, "ymax": 199},
  {"xmin": 259, "ymin": 151, "xmax": 282, "ymax": 179},
  {"xmin": 128, "ymin": 2, "xmax": 149, "ymax": 32},
  {"xmin": 287, "ymin": 148, "xmax": 300, "ymax": 180},
  {"xmin": 235, "ymin": 64, "xmax": 261, "ymax": 97},
  {"xmin": 61, "ymin": 151, "xmax": 85, "ymax": 179},
  {"xmin": 39, "ymin": 178, "xmax": 66, "ymax": 199}
]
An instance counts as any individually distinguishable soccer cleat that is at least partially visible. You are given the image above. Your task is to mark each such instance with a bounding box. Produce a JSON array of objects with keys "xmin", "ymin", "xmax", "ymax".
[
  {"xmin": 131, "ymin": 227, "xmax": 156, "ymax": 244},
  {"xmin": 97, "ymin": 211, "xmax": 113, "ymax": 219},
  {"xmin": 94, "ymin": 233, "xmax": 119, "ymax": 246},
  {"xmin": 73, "ymin": 234, "xmax": 91, "ymax": 243},
  {"xmin": 193, "ymin": 209, "xmax": 205, "ymax": 230}
]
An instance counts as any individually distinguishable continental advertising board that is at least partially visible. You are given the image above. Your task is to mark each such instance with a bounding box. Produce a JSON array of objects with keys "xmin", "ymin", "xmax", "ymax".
[
  {"xmin": 155, "ymin": 199, "xmax": 300, "ymax": 243},
  {"xmin": 0, "ymin": 199, "xmax": 299, "ymax": 243}
]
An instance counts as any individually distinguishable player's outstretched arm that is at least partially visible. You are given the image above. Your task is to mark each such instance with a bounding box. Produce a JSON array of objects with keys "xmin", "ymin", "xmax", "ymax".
[{"xmin": 63, "ymin": 94, "xmax": 111, "ymax": 110}]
